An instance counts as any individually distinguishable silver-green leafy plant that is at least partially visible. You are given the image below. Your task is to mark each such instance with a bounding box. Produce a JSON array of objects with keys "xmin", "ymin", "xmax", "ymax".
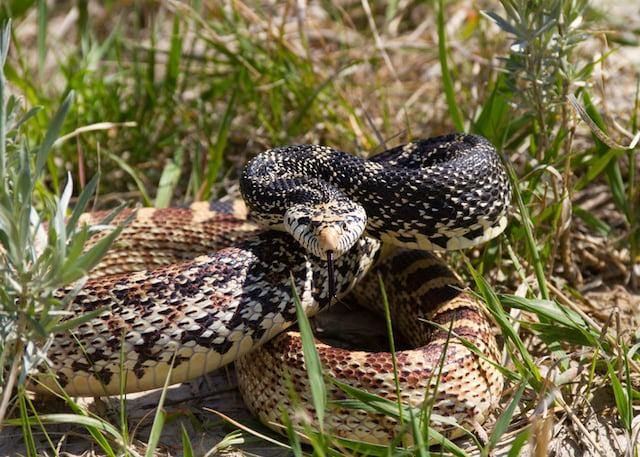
[
  {"xmin": 0, "ymin": 19, "xmax": 124, "ymax": 426},
  {"xmin": 483, "ymin": 0, "xmax": 591, "ymax": 159}
]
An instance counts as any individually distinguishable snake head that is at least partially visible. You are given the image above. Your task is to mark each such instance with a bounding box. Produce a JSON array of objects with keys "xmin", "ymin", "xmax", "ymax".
[
  {"xmin": 284, "ymin": 200, "xmax": 367, "ymax": 261},
  {"xmin": 283, "ymin": 199, "xmax": 365, "ymax": 299}
]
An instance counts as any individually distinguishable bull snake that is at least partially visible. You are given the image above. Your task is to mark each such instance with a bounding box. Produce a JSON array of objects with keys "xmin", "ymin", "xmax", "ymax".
[{"xmin": 35, "ymin": 133, "xmax": 510, "ymax": 445}]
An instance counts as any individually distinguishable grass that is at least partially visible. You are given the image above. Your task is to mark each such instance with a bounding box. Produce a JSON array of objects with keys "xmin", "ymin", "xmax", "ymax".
[{"xmin": 1, "ymin": 0, "xmax": 639, "ymax": 456}]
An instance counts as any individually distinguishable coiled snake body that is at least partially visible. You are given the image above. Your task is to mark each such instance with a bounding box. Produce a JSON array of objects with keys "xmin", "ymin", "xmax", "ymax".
[{"xmin": 37, "ymin": 133, "xmax": 510, "ymax": 445}]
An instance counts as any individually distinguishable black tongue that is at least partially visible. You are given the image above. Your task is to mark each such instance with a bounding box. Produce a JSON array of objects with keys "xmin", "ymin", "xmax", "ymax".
[{"xmin": 326, "ymin": 250, "xmax": 337, "ymax": 299}]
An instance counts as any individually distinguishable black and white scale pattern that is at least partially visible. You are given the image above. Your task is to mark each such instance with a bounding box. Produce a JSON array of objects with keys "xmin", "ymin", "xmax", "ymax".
[
  {"xmin": 240, "ymin": 133, "xmax": 511, "ymax": 253},
  {"xmin": 41, "ymin": 231, "xmax": 381, "ymax": 395}
]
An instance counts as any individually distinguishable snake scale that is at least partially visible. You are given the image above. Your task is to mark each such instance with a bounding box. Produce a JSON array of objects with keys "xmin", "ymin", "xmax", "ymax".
[{"xmin": 35, "ymin": 133, "xmax": 510, "ymax": 445}]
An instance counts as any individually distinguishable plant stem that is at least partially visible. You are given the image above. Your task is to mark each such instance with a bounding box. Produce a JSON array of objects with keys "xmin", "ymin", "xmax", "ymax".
[{"xmin": 0, "ymin": 326, "xmax": 25, "ymax": 429}]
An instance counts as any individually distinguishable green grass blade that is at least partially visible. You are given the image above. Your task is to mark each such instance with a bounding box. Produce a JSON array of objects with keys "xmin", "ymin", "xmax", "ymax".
[
  {"xmin": 204, "ymin": 408, "xmax": 293, "ymax": 452},
  {"xmin": 292, "ymin": 281, "xmax": 327, "ymax": 433},
  {"xmin": 608, "ymin": 363, "xmax": 632, "ymax": 430},
  {"xmin": 425, "ymin": 313, "xmax": 519, "ymax": 381},
  {"xmin": 506, "ymin": 430, "xmax": 530, "ymax": 457},
  {"xmin": 65, "ymin": 174, "xmax": 99, "ymax": 234},
  {"xmin": 605, "ymin": 351, "xmax": 633, "ymax": 431},
  {"xmin": 498, "ymin": 295, "xmax": 584, "ymax": 330},
  {"xmin": 180, "ymin": 424, "xmax": 195, "ymax": 457},
  {"xmin": 0, "ymin": 19, "xmax": 8, "ymax": 66},
  {"xmin": 0, "ymin": 4, "xmax": 35, "ymax": 22},
  {"xmin": 50, "ymin": 306, "xmax": 104, "ymax": 334},
  {"xmin": 408, "ymin": 408, "xmax": 428, "ymax": 457},
  {"xmin": 104, "ymin": 150, "xmax": 152, "ymax": 206},
  {"xmin": 17, "ymin": 389, "xmax": 40, "ymax": 457},
  {"xmin": 0, "ymin": 19, "xmax": 7, "ymax": 182},
  {"xmin": 36, "ymin": 0, "xmax": 46, "ymax": 76},
  {"xmin": 330, "ymin": 379, "xmax": 467, "ymax": 446},
  {"xmin": 164, "ymin": 13, "xmax": 182, "ymax": 95},
  {"xmin": 8, "ymin": 413, "xmax": 123, "ymax": 456},
  {"xmin": 156, "ymin": 147, "xmax": 183, "ymax": 207},
  {"xmin": 504, "ymin": 160, "xmax": 549, "ymax": 300},
  {"xmin": 470, "ymin": 273, "xmax": 541, "ymax": 386},
  {"xmin": 488, "ymin": 378, "xmax": 527, "ymax": 449},
  {"xmin": 144, "ymin": 356, "xmax": 175, "ymax": 457},
  {"xmin": 377, "ymin": 275, "xmax": 404, "ymax": 428},
  {"xmin": 437, "ymin": 0, "xmax": 464, "ymax": 131},
  {"xmin": 574, "ymin": 147, "xmax": 620, "ymax": 191},
  {"xmin": 280, "ymin": 408, "xmax": 305, "ymax": 457},
  {"xmin": 499, "ymin": 293, "xmax": 602, "ymax": 349},
  {"xmin": 572, "ymin": 206, "xmax": 612, "ymax": 236},
  {"xmin": 604, "ymin": 156, "xmax": 628, "ymax": 221},
  {"xmin": 472, "ymin": 72, "xmax": 511, "ymax": 139},
  {"xmin": 203, "ymin": 90, "xmax": 236, "ymax": 201},
  {"xmin": 36, "ymin": 91, "xmax": 73, "ymax": 179},
  {"xmin": 329, "ymin": 380, "xmax": 411, "ymax": 418},
  {"xmin": 574, "ymin": 91, "xmax": 631, "ymax": 223}
]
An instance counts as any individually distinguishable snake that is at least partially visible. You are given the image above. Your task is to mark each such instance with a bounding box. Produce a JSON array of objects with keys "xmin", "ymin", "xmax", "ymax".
[{"xmin": 34, "ymin": 133, "xmax": 510, "ymax": 445}]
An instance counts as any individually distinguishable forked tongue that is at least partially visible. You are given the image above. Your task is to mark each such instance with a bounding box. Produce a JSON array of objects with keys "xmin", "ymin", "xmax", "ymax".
[{"xmin": 326, "ymin": 250, "xmax": 336, "ymax": 299}]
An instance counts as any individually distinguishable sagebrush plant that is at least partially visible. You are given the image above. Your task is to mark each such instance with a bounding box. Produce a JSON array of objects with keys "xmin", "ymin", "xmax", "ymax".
[
  {"xmin": 0, "ymin": 20, "xmax": 186, "ymax": 457},
  {"xmin": 0, "ymin": 20, "xmax": 77, "ymax": 418},
  {"xmin": 478, "ymin": 0, "xmax": 589, "ymax": 286},
  {"xmin": 0, "ymin": 13, "xmax": 130, "ymax": 439},
  {"xmin": 484, "ymin": 0, "xmax": 591, "ymax": 154}
]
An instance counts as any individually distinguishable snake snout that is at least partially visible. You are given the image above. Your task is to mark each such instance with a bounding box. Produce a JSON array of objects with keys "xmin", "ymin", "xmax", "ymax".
[
  {"xmin": 284, "ymin": 201, "xmax": 367, "ymax": 260},
  {"xmin": 318, "ymin": 226, "xmax": 342, "ymax": 256}
]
